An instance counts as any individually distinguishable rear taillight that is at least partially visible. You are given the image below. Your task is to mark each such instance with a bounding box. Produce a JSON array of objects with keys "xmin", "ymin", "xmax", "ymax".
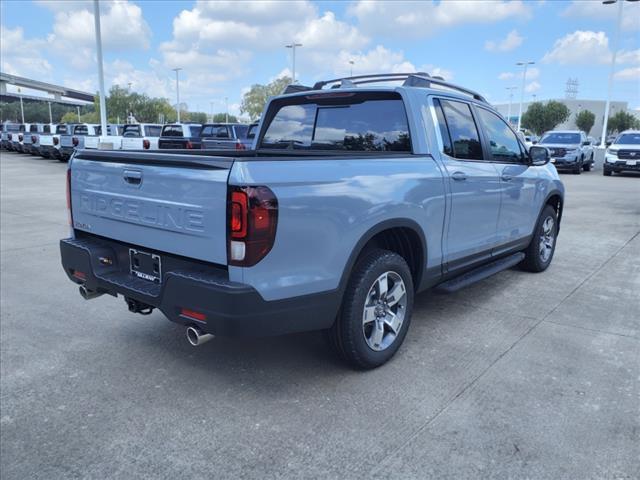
[
  {"xmin": 53, "ymin": 137, "xmax": 59, "ymax": 145},
  {"xmin": 8, "ymin": 134, "xmax": 12, "ymax": 141},
  {"xmin": 235, "ymin": 140, "xmax": 246, "ymax": 151},
  {"xmin": 228, "ymin": 186, "xmax": 278, "ymax": 267},
  {"xmin": 31, "ymin": 135, "xmax": 37, "ymax": 143},
  {"xmin": 72, "ymin": 136, "xmax": 79, "ymax": 146},
  {"xmin": 18, "ymin": 134, "xmax": 23, "ymax": 142},
  {"xmin": 143, "ymin": 139, "xmax": 150, "ymax": 149},
  {"xmin": 186, "ymin": 141, "xmax": 193, "ymax": 149},
  {"xmin": 66, "ymin": 169, "xmax": 73, "ymax": 226}
]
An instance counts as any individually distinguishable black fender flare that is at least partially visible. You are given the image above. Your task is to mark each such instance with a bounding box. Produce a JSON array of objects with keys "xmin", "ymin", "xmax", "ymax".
[
  {"xmin": 542, "ymin": 189, "xmax": 564, "ymax": 231},
  {"xmin": 336, "ymin": 218, "xmax": 429, "ymax": 296}
]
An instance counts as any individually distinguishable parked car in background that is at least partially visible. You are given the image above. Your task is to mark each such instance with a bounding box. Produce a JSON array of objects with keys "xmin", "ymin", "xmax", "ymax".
[
  {"xmin": 121, "ymin": 124, "xmax": 163, "ymax": 150},
  {"xmin": 2, "ymin": 123, "xmax": 23, "ymax": 150},
  {"xmin": 603, "ymin": 130, "xmax": 640, "ymax": 176},
  {"xmin": 39, "ymin": 124, "xmax": 69, "ymax": 159},
  {"xmin": 200, "ymin": 123, "xmax": 253, "ymax": 150},
  {"xmin": 59, "ymin": 124, "xmax": 98, "ymax": 161},
  {"xmin": 9, "ymin": 124, "xmax": 26, "ymax": 151},
  {"xmin": 61, "ymin": 72, "xmax": 564, "ymax": 369},
  {"xmin": 158, "ymin": 123, "xmax": 202, "ymax": 149},
  {"xmin": 83, "ymin": 124, "xmax": 124, "ymax": 150},
  {"xmin": 537, "ymin": 130, "xmax": 594, "ymax": 174},
  {"xmin": 22, "ymin": 123, "xmax": 47, "ymax": 155},
  {"xmin": 30, "ymin": 124, "xmax": 56, "ymax": 156}
]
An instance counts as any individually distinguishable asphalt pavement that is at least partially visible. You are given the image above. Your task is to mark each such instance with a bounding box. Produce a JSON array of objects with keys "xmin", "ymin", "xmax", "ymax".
[{"xmin": 1, "ymin": 151, "xmax": 638, "ymax": 479}]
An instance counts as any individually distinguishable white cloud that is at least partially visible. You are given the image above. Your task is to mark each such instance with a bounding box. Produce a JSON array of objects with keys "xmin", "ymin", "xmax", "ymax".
[
  {"xmin": 525, "ymin": 81, "xmax": 541, "ymax": 93},
  {"xmin": 561, "ymin": 1, "xmax": 640, "ymax": 32},
  {"xmin": 485, "ymin": 30, "xmax": 523, "ymax": 52},
  {"xmin": 542, "ymin": 31, "xmax": 640, "ymax": 66},
  {"xmin": 614, "ymin": 67, "xmax": 640, "ymax": 82},
  {"xmin": 498, "ymin": 67, "xmax": 539, "ymax": 81},
  {"xmin": 349, "ymin": 0, "xmax": 531, "ymax": 38},
  {"xmin": 542, "ymin": 31, "xmax": 610, "ymax": 65},
  {"xmin": 0, "ymin": 26, "xmax": 52, "ymax": 79}
]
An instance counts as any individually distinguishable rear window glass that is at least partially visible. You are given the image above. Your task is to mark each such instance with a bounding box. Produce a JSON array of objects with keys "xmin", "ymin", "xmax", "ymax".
[
  {"xmin": 7, "ymin": 124, "xmax": 21, "ymax": 132},
  {"xmin": 260, "ymin": 93, "xmax": 411, "ymax": 152},
  {"xmin": 30, "ymin": 125, "xmax": 39, "ymax": 133},
  {"xmin": 188, "ymin": 126, "xmax": 202, "ymax": 137},
  {"xmin": 540, "ymin": 133, "xmax": 581, "ymax": 144},
  {"xmin": 144, "ymin": 126, "xmax": 161, "ymax": 137},
  {"xmin": 247, "ymin": 124, "xmax": 258, "ymax": 139},
  {"xmin": 235, "ymin": 125, "xmax": 249, "ymax": 138},
  {"xmin": 74, "ymin": 125, "xmax": 89, "ymax": 135},
  {"xmin": 43, "ymin": 125, "xmax": 51, "ymax": 133},
  {"xmin": 56, "ymin": 125, "xmax": 68, "ymax": 134},
  {"xmin": 161, "ymin": 125, "xmax": 183, "ymax": 137},
  {"xmin": 615, "ymin": 133, "xmax": 640, "ymax": 145},
  {"xmin": 122, "ymin": 125, "xmax": 142, "ymax": 137}
]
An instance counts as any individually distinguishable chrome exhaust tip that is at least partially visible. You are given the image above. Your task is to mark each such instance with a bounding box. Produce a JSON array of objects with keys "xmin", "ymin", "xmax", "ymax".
[
  {"xmin": 79, "ymin": 285, "xmax": 104, "ymax": 300},
  {"xmin": 186, "ymin": 326, "xmax": 214, "ymax": 347}
]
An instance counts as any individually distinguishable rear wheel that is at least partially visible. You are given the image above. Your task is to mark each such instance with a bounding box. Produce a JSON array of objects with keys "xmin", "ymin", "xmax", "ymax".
[
  {"xmin": 521, "ymin": 205, "xmax": 558, "ymax": 272},
  {"xmin": 327, "ymin": 249, "xmax": 414, "ymax": 369},
  {"xmin": 583, "ymin": 159, "xmax": 592, "ymax": 171},
  {"xmin": 603, "ymin": 168, "xmax": 612, "ymax": 176}
]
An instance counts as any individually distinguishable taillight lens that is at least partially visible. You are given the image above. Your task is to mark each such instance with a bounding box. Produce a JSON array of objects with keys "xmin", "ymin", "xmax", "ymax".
[
  {"xmin": 8, "ymin": 134, "xmax": 12, "ymax": 141},
  {"xmin": 72, "ymin": 136, "xmax": 79, "ymax": 146},
  {"xmin": 31, "ymin": 135, "xmax": 37, "ymax": 143},
  {"xmin": 235, "ymin": 141, "xmax": 246, "ymax": 151},
  {"xmin": 228, "ymin": 186, "xmax": 278, "ymax": 267},
  {"xmin": 66, "ymin": 169, "xmax": 73, "ymax": 226},
  {"xmin": 18, "ymin": 134, "xmax": 23, "ymax": 142},
  {"xmin": 143, "ymin": 139, "xmax": 150, "ymax": 149},
  {"xmin": 186, "ymin": 141, "xmax": 193, "ymax": 149},
  {"xmin": 53, "ymin": 137, "xmax": 59, "ymax": 145}
]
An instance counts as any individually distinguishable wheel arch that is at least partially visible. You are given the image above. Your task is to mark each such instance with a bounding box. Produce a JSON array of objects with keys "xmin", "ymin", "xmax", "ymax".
[{"xmin": 337, "ymin": 219, "xmax": 428, "ymax": 296}]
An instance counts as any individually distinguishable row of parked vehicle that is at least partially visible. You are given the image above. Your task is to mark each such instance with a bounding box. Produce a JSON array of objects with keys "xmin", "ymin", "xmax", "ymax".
[{"xmin": 0, "ymin": 121, "xmax": 259, "ymax": 160}]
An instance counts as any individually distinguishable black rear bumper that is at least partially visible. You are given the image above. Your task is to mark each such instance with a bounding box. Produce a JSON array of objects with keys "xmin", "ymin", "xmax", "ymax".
[
  {"xmin": 60, "ymin": 236, "xmax": 339, "ymax": 337},
  {"xmin": 604, "ymin": 161, "xmax": 640, "ymax": 173}
]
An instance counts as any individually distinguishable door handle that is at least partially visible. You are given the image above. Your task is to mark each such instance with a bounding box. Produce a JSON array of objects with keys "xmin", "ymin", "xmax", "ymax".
[
  {"xmin": 501, "ymin": 174, "xmax": 513, "ymax": 181},
  {"xmin": 451, "ymin": 171, "xmax": 467, "ymax": 181},
  {"xmin": 123, "ymin": 170, "xmax": 142, "ymax": 185}
]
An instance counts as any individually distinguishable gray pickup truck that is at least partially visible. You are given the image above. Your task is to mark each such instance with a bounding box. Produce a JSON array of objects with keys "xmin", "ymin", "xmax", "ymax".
[
  {"xmin": 60, "ymin": 73, "xmax": 564, "ymax": 369},
  {"xmin": 537, "ymin": 130, "xmax": 594, "ymax": 174}
]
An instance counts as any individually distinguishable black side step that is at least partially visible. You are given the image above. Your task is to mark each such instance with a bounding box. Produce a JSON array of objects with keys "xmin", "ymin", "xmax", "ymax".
[{"xmin": 435, "ymin": 252, "xmax": 525, "ymax": 293}]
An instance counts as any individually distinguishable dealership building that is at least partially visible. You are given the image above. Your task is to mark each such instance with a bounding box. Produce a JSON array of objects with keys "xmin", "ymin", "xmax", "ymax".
[{"xmin": 492, "ymin": 99, "xmax": 629, "ymax": 138}]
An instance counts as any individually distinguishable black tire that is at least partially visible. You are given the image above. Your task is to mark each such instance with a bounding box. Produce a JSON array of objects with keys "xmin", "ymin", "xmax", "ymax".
[
  {"xmin": 573, "ymin": 159, "xmax": 582, "ymax": 174},
  {"xmin": 327, "ymin": 249, "xmax": 414, "ymax": 369},
  {"xmin": 603, "ymin": 168, "xmax": 612, "ymax": 176},
  {"xmin": 582, "ymin": 161, "xmax": 592, "ymax": 172},
  {"xmin": 521, "ymin": 205, "xmax": 558, "ymax": 272}
]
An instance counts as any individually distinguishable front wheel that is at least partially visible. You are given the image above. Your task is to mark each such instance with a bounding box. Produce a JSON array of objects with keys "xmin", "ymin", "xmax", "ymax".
[
  {"xmin": 327, "ymin": 249, "xmax": 414, "ymax": 369},
  {"xmin": 521, "ymin": 205, "xmax": 558, "ymax": 272},
  {"xmin": 603, "ymin": 168, "xmax": 612, "ymax": 176}
]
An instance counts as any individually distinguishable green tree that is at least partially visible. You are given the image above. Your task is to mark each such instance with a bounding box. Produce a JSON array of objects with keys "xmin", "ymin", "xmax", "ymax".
[
  {"xmin": 521, "ymin": 101, "xmax": 571, "ymax": 135},
  {"xmin": 575, "ymin": 109, "xmax": 595, "ymax": 135},
  {"xmin": 211, "ymin": 112, "xmax": 239, "ymax": 123},
  {"xmin": 241, "ymin": 76, "xmax": 292, "ymax": 120},
  {"xmin": 607, "ymin": 110, "xmax": 640, "ymax": 134}
]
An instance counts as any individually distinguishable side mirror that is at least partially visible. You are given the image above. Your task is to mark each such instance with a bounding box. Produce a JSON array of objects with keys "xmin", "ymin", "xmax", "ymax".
[
  {"xmin": 606, "ymin": 141, "xmax": 612, "ymax": 147},
  {"xmin": 529, "ymin": 146, "xmax": 549, "ymax": 166},
  {"xmin": 532, "ymin": 140, "xmax": 538, "ymax": 145}
]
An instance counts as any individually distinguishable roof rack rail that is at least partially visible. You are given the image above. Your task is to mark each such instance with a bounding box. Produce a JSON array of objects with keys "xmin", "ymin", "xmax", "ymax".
[{"xmin": 311, "ymin": 72, "xmax": 488, "ymax": 104}]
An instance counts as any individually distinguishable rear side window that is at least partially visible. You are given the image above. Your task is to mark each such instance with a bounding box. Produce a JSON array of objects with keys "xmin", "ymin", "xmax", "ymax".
[
  {"xmin": 122, "ymin": 125, "xmax": 142, "ymax": 137},
  {"xmin": 144, "ymin": 126, "xmax": 161, "ymax": 137},
  {"xmin": 247, "ymin": 124, "xmax": 258, "ymax": 139},
  {"xmin": 187, "ymin": 126, "xmax": 202, "ymax": 137},
  {"xmin": 235, "ymin": 125, "xmax": 248, "ymax": 138},
  {"xmin": 476, "ymin": 108, "xmax": 523, "ymax": 163},
  {"xmin": 438, "ymin": 99, "xmax": 483, "ymax": 160},
  {"xmin": 161, "ymin": 125, "xmax": 183, "ymax": 137},
  {"xmin": 260, "ymin": 93, "xmax": 411, "ymax": 152}
]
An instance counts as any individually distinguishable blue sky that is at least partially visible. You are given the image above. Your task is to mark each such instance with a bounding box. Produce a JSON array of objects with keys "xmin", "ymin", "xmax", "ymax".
[{"xmin": 1, "ymin": 0, "xmax": 639, "ymax": 117}]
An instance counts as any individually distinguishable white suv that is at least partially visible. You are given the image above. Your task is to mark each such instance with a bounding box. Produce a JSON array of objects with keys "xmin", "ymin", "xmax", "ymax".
[{"xmin": 604, "ymin": 130, "xmax": 640, "ymax": 176}]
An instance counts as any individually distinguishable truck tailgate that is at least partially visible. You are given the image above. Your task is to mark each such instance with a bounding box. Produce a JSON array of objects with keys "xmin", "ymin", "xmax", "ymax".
[
  {"xmin": 70, "ymin": 151, "xmax": 233, "ymax": 265},
  {"xmin": 84, "ymin": 136, "xmax": 100, "ymax": 149},
  {"xmin": 121, "ymin": 137, "xmax": 143, "ymax": 150}
]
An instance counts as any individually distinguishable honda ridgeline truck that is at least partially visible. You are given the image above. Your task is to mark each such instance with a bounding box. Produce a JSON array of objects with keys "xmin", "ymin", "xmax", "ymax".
[{"xmin": 60, "ymin": 73, "xmax": 564, "ymax": 369}]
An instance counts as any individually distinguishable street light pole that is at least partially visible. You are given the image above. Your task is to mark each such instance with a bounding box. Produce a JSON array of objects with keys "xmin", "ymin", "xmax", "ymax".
[
  {"xmin": 516, "ymin": 61, "xmax": 535, "ymax": 131},
  {"xmin": 93, "ymin": 0, "xmax": 107, "ymax": 141},
  {"xmin": 225, "ymin": 97, "xmax": 229, "ymax": 123},
  {"xmin": 19, "ymin": 92, "xmax": 24, "ymax": 123},
  {"xmin": 172, "ymin": 68, "xmax": 182, "ymax": 122},
  {"xmin": 47, "ymin": 101, "xmax": 52, "ymax": 123},
  {"xmin": 349, "ymin": 60, "xmax": 355, "ymax": 77},
  {"xmin": 600, "ymin": 0, "xmax": 625, "ymax": 147},
  {"xmin": 285, "ymin": 43, "xmax": 302, "ymax": 83},
  {"xmin": 506, "ymin": 86, "xmax": 517, "ymax": 126},
  {"xmin": 77, "ymin": 106, "xmax": 81, "ymax": 122}
]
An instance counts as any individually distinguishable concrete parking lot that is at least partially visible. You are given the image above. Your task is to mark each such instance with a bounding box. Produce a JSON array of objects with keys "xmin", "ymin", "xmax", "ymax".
[{"xmin": 1, "ymin": 151, "xmax": 638, "ymax": 479}]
